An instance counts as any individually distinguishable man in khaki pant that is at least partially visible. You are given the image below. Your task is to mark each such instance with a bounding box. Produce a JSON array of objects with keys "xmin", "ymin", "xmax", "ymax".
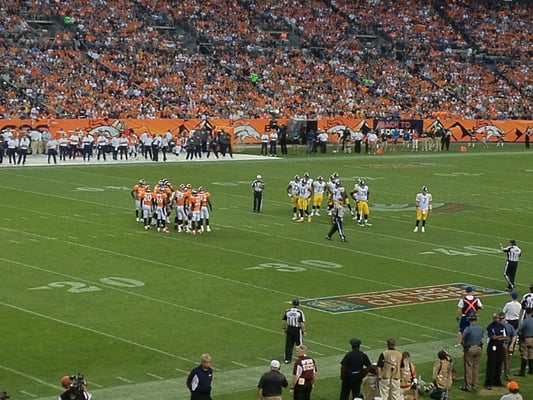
[{"xmin": 377, "ymin": 338, "xmax": 402, "ymax": 400}]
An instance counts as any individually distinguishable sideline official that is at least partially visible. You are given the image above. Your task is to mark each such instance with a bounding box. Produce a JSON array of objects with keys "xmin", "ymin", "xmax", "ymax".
[
  {"xmin": 252, "ymin": 175, "xmax": 265, "ymax": 212},
  {"xmin": 340, "ymin": 338, "xmax": 371, "ymax": 400},
  {"xmin": 186, "ymin": 354, "xmax": 213, "ymax": 400}
]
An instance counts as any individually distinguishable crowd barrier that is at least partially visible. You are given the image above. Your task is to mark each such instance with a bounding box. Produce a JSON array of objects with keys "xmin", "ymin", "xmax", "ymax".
[{"xmin": 0, "ymin": 118, "xmax": 531, "ymax": 144}]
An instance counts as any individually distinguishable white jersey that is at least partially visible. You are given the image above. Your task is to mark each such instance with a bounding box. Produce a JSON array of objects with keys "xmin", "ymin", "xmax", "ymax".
[
  {"xmin": 416, "ymin": 192, "xmax": 432, "ymax": 211},
  {"xmin": 326, "ymin": 180, "xmax": 336, "ymax": 194},
  {"xmin": 332, "ymin": 185, "xmax": 346, "ymax": 202},
  {"xmin": 354, "ymin": 184, "xmax": 369, "ymax": 201},
  {"xmin": 298, "ymin": 180, "xmax": 312, "ymax": 199},
  {"xmin": 288, "ymin": 180, "xmax": 300, "ymax": 196},
  {"xmin": 313, "ymin": 180, "xmax": 326, "ymax": 195}
]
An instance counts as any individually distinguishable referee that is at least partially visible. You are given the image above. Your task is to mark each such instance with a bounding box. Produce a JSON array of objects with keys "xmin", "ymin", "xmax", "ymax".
[
  {"xmin": 282, "ymin": 299, "xmax": 306, "ymax": 364},
  {"xmin": 252, "ymin": 174, "xmax": 265, "ymax": 212},
  {"xmin": 500, "ymin": 239, "xmax": 522, "ymax": 291},
  {"xmin": 326, "ymin": 202, "xmax": 346, "ymax": 242}
]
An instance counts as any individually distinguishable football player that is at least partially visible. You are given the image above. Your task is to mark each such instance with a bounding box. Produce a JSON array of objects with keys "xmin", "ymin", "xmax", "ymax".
[
  {"xmin": 311, "ymin": 176, "xmax": 326, "ymax": 216},
  {"xmin": 131, "ymin": 179, "xmax": 146, "ymax": 222},
  {"xmin": 414, "ymin": 186, "xmax": 432, "ymax": 233},
  {"xmin": 287, "ymin": 175, "xmax": 301, "ymax": 220}
]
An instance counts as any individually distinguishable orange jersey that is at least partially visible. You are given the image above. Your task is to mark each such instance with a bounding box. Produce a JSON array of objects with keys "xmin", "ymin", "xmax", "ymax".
[
  {"xmin": 132, "ymin": 184, "xmax": 146, "ymax": 200},
  {"xmin": 142, "ymin": 191, "xmax": 155, "ymax": 206},
  {"xmin": 200, "ymin": 191, "xmax": 211, "ymax": 207},
  {"xmin": 155, "ymin": 192, "xmax": 168, "ymax": 208},
  {"xmin": 189, "ymin": 194, "xmax": 201, "ymax": 212},
  {"xmin": 173, "ymin": 190, "xmax": 188, "ymax": 207}
]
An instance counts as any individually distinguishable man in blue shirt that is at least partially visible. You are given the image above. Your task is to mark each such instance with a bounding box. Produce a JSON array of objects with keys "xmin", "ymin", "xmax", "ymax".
[
  {"xmin": 485, "ymin": 313, "xmax": 507, "ymax": 390},
  {"xmin": 515, "ymin": 308, "xmax": 533, "ymax": 376},
  {"xmin": 187, "ymin": 354, "xmax": 213, "ymax": 400},
  {"xmin": 461, "ymin": 313, "xmax": 484, "ymax": 392}
]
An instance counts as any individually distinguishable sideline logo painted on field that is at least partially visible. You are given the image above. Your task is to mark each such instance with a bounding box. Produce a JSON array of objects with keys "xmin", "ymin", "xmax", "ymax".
[{"xmin": 301, "ymin": 283, "xmax": 503, "ymax": 314}]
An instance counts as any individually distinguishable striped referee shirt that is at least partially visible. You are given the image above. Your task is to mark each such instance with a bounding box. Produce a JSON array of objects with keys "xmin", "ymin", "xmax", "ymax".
[
  {"xmin": 522, "ymin": 293, "xmax": 533, "ymax": 310},
  {"xmin": 503, "ymin": 245, "xmax": 521, "ymax": 262},
  {"xmin": 252, "ymin": 180, "xmax": 264, "ymax": 192},
  {"xmin": 283, "ymin": 307, "xmax": 305, "ymax": 328}
]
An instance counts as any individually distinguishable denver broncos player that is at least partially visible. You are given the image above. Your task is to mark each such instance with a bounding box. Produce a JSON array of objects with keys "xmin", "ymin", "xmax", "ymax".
[
  {"xmin": 188, "ymin": 189, "xmax": 202, "ymax": 235},
  {"xmin": 198, "ymin": 186, "xmax": 213, "ymax": 232},
  {"xmin": 173, "ymin": 184, "xmax": 190, "ymax": 232},
  {"xmin": 154, "ymin": 187, "xmax": 169, "ymax": 233},
  {"xmin": 141, "ymin": 185, "xmax": 154, "ymax": 230},
  {"xmin": 414, "ymin": 186, "xmax": 432, "ymax": 233},
  {"xmin": 131, "ymin": 179, "xmax": 146, "ymax": 222}
]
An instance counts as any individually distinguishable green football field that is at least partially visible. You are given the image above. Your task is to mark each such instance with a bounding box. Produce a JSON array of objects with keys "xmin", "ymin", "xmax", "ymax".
[{"xmin": 1, "ymin": 143, "xmax": 532, "ymax": 400}]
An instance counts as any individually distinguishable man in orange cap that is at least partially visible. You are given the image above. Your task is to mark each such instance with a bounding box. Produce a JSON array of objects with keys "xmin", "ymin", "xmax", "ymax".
[{"xmin": 499, "ymin": 381, "xmax": 522, "ymax": 400}]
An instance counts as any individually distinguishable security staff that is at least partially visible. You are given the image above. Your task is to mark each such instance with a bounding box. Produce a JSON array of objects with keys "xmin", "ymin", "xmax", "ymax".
[
  {"xmin": 251, "ymin": 175, "xmax": 265, "ymax": 212},
  {"xmin": 340, "ymin": 338, "xmax": 371, "ymax": 400},
  {"xmin": 498, "ymin": 312, "xmax": 517, "ymax": 380},
  {"xmin": 515, "ymin": 308, "xmax": 533, "ymax": 376},
  {"xmin": 326, "ymin": 202, "xmax": 346, "ymax": 242},
  {"xmin": 291, "ymin": 345, "xmax": 317, "ymax": 400},
  {"xmin": 485, "ymin": 313, "xmax": 507, "ymax": 390},
  {"xmin": 500, "ymin": 239, "xmax": 522, "ymax": 291},
  {"xmin": 282, "ymin": 299, "xmax": 306, "ymax": 364},
  {"xmin": 460, "ymin": 313, "xmax": 484, "ymax": 392},
  {"xmin": 456, "ymin": 286, "xmax": 483, "ymax": 346}
]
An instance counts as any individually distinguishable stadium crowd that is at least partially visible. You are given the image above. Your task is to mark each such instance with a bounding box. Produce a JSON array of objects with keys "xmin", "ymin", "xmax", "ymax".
[{"xmin": 0, "ymin": 0, "xmax": 531, "ymax": 122}]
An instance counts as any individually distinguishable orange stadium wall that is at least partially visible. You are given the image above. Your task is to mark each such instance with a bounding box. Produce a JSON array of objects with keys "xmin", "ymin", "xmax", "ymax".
[{"xmin": 0, "ymin": 118, "xmax": 531, "ymax": 144}]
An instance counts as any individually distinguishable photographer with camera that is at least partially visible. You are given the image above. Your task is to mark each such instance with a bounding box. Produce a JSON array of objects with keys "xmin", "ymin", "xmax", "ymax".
[{"xmin": 59, "ymin": 374, "xmax": 92, "ymax": 400}]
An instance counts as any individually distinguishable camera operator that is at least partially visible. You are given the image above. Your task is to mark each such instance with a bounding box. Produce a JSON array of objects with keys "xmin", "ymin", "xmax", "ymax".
[{"xmin": 59, "ymin": 374, "xmax": 92, "ymax": 400}]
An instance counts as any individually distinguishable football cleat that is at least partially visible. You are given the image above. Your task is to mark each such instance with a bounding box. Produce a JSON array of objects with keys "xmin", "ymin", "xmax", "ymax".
[
  {"xmin": 297, "ymin": 217, "xmax": 304, "ymax": 222},
  {"xmin": 421, "ymin": 226, "xmax": 425, "ymax": 233},
  {"xmin": 206, "ymin": 226, "xmax": 212, "ymax": 232},
  {"xmin": 315, "ymin": 211, "xmax": 320, "ymax": 216},
  {"xmin": 413, "ymin": 226, "xmax": 418, "ymax": 232},
  {"xmin": 307, "ymin": 216, "xmax": 312, "ymax": 222}
]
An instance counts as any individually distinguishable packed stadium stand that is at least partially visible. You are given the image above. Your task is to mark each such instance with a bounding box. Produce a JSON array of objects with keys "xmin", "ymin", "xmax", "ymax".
[{"xmin": 0, "ymin": 0, "xmax": 531, "ymax": 121}]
